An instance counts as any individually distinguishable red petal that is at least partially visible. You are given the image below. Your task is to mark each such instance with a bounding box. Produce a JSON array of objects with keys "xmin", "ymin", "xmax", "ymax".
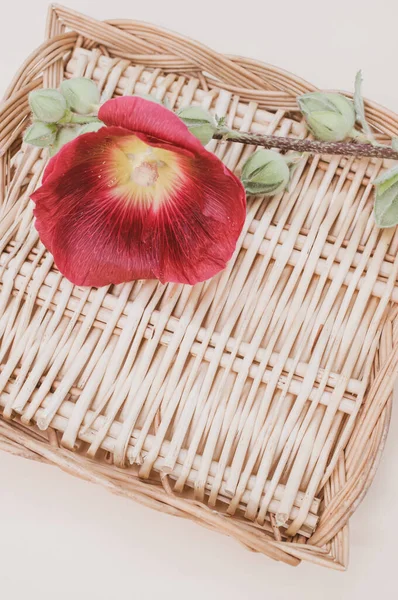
[
  {"xmin": 32, "ymin": 122, "xmax": 246, "ymax": 287},
  {"xmin": 99, "ymin": 96, "xmax": 204, "ymax": 155},
  {"xmin": 33, "ymin": 126, "xmax": 133, "ymax": 254}
]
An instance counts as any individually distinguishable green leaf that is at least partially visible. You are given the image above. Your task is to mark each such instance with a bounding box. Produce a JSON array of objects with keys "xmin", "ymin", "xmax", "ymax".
[
  {"xmin": 373, "ymin": 166, "xmax": 398, "ymax": 195},
  {"xmin": 354, "ymin": 70, "xmax": 374, "ymax": 140},
  {"xmin": 374, "ymin": 180, "xmax": 398, "ymax": 228}
]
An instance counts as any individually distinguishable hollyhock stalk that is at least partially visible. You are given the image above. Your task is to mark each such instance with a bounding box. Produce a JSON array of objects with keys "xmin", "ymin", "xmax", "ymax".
[{"xmin": 29, "ymin": 90, "xmax": 398, "ymax": 289}]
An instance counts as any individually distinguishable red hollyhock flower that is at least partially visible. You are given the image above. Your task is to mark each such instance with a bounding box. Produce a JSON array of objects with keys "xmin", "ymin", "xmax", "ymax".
[{"xmin": 31, "ymin": 96, "xmax": 246, "ymax": 287}]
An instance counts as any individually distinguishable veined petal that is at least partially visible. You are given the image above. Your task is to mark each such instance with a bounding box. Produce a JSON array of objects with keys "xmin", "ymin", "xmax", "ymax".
[
  {"xmin": 98, "ymin": 96, "xmax": 205, "ymax": 155},
  {"xmin": 32, "ymin": 125, "xmax": 246, "ymax": 287}
]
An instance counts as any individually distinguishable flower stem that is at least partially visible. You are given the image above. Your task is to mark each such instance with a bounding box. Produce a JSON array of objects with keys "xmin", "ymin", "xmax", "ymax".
[{"xmin": 213, "ymin": 131, "xmax": 398, "ymax": 161}]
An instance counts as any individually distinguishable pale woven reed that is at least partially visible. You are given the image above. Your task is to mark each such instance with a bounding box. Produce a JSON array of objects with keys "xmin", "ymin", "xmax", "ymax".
[{"xmin": 1, "ymin": 4, "xmax": 398, "ymax": 570}]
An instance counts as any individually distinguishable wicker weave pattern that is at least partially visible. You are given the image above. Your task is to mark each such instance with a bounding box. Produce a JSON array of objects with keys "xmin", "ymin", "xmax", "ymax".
[{"xmin": 1, "ymin": 4, "xmax": 398, "ymax": 570}]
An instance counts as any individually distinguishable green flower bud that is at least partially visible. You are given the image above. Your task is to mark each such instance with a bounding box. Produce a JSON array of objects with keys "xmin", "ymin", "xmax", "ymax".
[
  {"xmin": 297, "ymin": 92, "xmax": 356, "ymax": 142},
  {"xmin": 78, "ymin": 121, "xmax": 105, "ymax": 134},
  {"xmin": 373, "ymin": 166, "xmax": 398, "ymax": 227},
  {"xmin": 60, "ymin": 78, "xmax": 100, "ymax": 114},
  {"xmin": 24, "ymin": 122, "xmax": 57, "ymax": 147},
  {"xmin": 177, "ymin": 106, "xmax": 217, "ymax": 145},
  {"xmin": 241, "ymin": 149, "xmax": 290, "ymax": 195},
  {"xmin": 29, "ymin": 89, "xmax": 67, "ymax": 123},
  {"xmin": 49, "ymin": 126, "xmax": 81, "ymax": 156}
]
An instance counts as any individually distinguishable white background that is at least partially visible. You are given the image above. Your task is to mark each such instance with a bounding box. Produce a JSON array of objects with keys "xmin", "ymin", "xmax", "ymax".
[{"xmin": 1, "ymin": 1, "xmax": 398, "ymax": 598}]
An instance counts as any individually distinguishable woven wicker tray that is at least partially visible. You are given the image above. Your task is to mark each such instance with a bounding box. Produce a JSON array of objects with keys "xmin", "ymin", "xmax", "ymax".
[{"xmin": 1, "ymin": 4, "xmax": 398, "ymax": 570}]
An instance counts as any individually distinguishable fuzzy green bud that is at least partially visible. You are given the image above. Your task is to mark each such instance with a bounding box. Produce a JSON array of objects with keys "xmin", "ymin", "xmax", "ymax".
[
  {"xmin": 29, "ymin": 89, "xmax": 67, "ymax": 123},
  {"xmin": 297, "ymin": 92, "xmax": 356, "ymax": 142},
  {"xmin": 177, "ymin": 106, "xmax": 217, "ymax": 145},
  {"xmin": 373, "ymin": 166, "xmax": 398, "ymax": 228},
  {"xmin": 24, "ymin": 122, "xmax": 57, "ymax": 147},
  {"xmin": 60, "ymin": 78, "xmax": 100, "ymax": 114},
  {"xmin": 241, "ymin": 149, "xmax": 290, "ymax": 196}
]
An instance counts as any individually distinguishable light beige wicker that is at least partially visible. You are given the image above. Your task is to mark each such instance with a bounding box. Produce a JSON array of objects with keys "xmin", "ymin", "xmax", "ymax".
[{"xmin": 1, "ymin": 3, "xmax": 398, "ymax": 571}]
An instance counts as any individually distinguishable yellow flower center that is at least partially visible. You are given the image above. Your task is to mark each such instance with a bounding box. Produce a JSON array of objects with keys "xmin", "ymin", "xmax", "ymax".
[{"xmin": 108, "ymin": 135, "xmax": 185, "ymax": 209}]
